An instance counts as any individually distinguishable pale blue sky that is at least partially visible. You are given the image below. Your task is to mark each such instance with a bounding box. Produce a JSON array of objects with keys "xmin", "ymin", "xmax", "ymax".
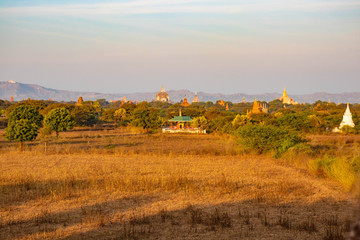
[{"xmin": 0, "ymin": 0, "xmax": 359, "ymax": 94}]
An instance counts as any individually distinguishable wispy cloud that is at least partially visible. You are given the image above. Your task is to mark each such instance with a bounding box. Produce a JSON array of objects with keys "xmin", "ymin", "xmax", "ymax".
[{"xmin": 1, "ymin": 0, "xmax": 359, "ymax": 16}]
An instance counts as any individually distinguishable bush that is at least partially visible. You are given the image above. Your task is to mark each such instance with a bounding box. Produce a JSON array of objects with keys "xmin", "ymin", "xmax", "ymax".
[{"xmin": 236, "ymin": 125, "xmax": 305, "ymax": 158}]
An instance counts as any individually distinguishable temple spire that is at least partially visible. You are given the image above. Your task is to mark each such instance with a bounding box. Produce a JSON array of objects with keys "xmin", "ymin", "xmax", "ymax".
[
  {"xmin": 283, "ymin": 86, "xmax": 288, "ymax": 97},
  {"xmin": 161, "ymin": 85, "xmax": 165, "ymax": 92}
]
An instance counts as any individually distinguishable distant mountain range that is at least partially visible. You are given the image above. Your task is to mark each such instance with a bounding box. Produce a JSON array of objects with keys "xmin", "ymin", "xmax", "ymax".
[{"xmin": 1, "ymin": 80, "xmax": 359, "ymax": 104}]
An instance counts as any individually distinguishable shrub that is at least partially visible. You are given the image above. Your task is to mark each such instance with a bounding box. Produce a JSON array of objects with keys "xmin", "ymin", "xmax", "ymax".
[
  {"xmin": 236, "ymin": 125, "xmax": 305, "ymax": 158},
  {"xmin": 308, "ymin": 155, "xmax": 355, "ymax": 189}
]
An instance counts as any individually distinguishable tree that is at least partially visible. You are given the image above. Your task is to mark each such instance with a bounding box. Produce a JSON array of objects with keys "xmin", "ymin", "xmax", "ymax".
[
  {"xmin": 71, "ymin": 105, "xmax": 98, "ymax": 127},
  {"xmin": 131, "ymin": 108, "xmax": 164, "ymax": 131},
  {"xmin": 192, "ymin": 116, "xmax": 208, "ymax": 129},
  {"xmin": 114, "ymin": 108, "xmax": 126, "ymax": 123},
  {"xmin": 44, "ymin": 108, "xmax": 75, "ymax": 137},
  {"xmin": 5, "ymin": 105, "xmax": 43, "ymax": 151},
  {"xmin": 236, "ymin": 125, "xmax": 305, "ymax": 158},
  {"xmin": 232, "ymin": 114, "xmax": 250, "ymax": 129}
]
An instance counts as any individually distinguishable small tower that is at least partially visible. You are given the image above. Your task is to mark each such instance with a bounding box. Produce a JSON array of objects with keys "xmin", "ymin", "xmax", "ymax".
[
  {"xmin": 10, "ymin": 96, "xmax": 14, "ymax": 102},
  {"xmin": 226, "ymin": 104, "xmax": 229, "ymax": 111},
  {"xmin": 242, "ymin": 97, "xmax": 246, "ymax": 103}
]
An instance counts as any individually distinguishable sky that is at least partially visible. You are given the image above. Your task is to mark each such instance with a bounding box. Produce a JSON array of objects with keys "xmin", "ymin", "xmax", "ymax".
[{"xmin": 0, "ymin": 0, "xmax": 359, "ymax": 94}]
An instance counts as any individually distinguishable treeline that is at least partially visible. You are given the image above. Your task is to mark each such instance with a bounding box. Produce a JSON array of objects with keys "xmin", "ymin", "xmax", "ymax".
[
  {"xmin": 1, "ymin": 98, "xmax": 360, "ymax": 133},
  {"xmin": 1, "ymin": 98, "xmax": 359, "ymax": 154}
]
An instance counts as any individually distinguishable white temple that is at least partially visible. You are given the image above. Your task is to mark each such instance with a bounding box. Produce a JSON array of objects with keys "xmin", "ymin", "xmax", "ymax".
[
  {"xmin": 340, "ymin": 103, "xmax": 355, "ymax": 128},
  {"xmin": 333, "ymin": 103, "xmax": 355, "ymax": 132}
]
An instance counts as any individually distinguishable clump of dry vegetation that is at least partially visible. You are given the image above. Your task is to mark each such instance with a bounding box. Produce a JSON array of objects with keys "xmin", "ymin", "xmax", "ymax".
[{"xmin": 0, "ymin": 128, "xmax": 359, "ymax": 239}]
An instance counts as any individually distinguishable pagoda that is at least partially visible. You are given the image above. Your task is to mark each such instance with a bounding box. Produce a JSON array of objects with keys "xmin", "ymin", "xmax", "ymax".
[
  {"xmin": 280, "ymin": 86, "xmax": 298, "ymax": 105},
  {"xmin": 339, "ymin": 103, "xmax": 355, "ymax": 129},
  {"xmin": 156, "ymin": 85, "xmax": 170, "ymax": 102},
  {"xmin": 333, "ymin": 103, "xmax": 355, "ymax": 132},
  {"xmin": 181, "ymin": 95, "xmax": 191, "ymax": 107},
  {"xmin": 248, "ymin": 98, "xmax": 268, "ymax": 114},
  {"xmin": 192, "ymin": 92, "xmax": 200, "ymax": 103}
]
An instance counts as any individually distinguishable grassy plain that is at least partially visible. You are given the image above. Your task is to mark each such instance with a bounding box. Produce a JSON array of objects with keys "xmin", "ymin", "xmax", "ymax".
[{"xmin": 0, "ymin": 127, "xmax": 359, "ymax": 239}]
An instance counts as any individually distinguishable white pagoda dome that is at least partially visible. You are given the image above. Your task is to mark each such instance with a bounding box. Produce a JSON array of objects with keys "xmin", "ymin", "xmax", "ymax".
[{"xmin": 339, "ymin": 103, "xmax": 355, "ymax": 129}]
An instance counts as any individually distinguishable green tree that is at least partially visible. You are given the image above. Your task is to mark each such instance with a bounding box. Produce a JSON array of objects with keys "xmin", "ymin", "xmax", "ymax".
[
  {"xmin": 71, "ymin": 105, "xmax": 98, "ymax": 127},
  {"xmin": 44, "ymin": 108, "xmax": 75, "ymax": 137},
  {"xmin": 192, "ymin": 116, "xmax": 208, "ymax": 129},
  {"xmin": 131, "ymin": 109, "xmax": 164, "ymax": 131},
  {"xmin": 236, "ymin": 125, "xmax": 305, "ymax": 158},
  {"xmin": 232, "ymin": 114, "xmax": 250, "ymax": 129},
  {"xmin": 5, "ymin": 105, "xmax": 43, "ymax": 151},
  {"xmin": 114, "ymin": 108, "xmax": 126, "ymax": 123}
]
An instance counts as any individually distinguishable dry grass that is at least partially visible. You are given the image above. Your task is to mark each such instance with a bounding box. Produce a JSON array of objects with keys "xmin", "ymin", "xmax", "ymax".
[{"xmin": 0, "ymin": 128, "xmax": 358, "ymax": 239}]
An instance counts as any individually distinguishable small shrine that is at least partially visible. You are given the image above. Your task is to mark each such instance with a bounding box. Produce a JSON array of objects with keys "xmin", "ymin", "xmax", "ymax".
[{"xmin": 162, "ymin": 110, "xmax": 206, "ymax": 134}]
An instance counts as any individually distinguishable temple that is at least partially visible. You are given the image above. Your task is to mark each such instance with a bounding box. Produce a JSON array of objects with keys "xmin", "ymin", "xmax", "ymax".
[
  {"xmin": 333, "ymin": 103, "xmax": 355, "ymax": 132},
  {"xmin": 162, "ymin": 110, "xmax": 206, "ymax": 134},
  {"xmin": 280, "ymin": 86, "xmax": 298, "ymax": 105},
  {"xmin": 192, "ymin": 92, "xmax": 200, "ymax": 103},
  {"xmin": 156, "ymin": 85, "xmax": 170, "ymax": 102}
]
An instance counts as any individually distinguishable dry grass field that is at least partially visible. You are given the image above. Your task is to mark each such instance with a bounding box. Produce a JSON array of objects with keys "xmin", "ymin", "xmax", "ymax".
[{"xmin": 0, "ymin": 127, "xmax": 359, "ymax": 239}]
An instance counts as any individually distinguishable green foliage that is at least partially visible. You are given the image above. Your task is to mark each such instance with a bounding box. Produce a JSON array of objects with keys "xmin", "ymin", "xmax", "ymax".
[
  {"xmin": 7, "ymin": 105, "xmax": 43, "ymax": 127},
  {"xmin": 275, "ymin": 112, "xmax": 312, "ymax": 132},
  {"xmin": 44, "ymin": 108, "xmax": 75, "ymax": 135},
  {"xmin": 341, "ymin": 125, "xmax": 358, "ymax": 134},
  {"xmin": 5, "ymin": 119, "xmax": 39, "ymax": 142},
  {"xmin": 101, "ymin": 108, "xmax": 117, "ymax": 122},
  {"xmin": 308, "ymin": 155, "xmax": 355, "ymax": 189},
  {"xmin": 131, "ymin": 108, "xmax": 164, "ymax": 131},
  {"xmin": 232, "ymin": 114, "xmax": 250, "ymax": 129},
  {"xmin": 41, "ymin": 103, "xmax": 74, "ymax": 116},
  {"xmin": 6, "ymin": 100, "xmax": 47, "ymax": 115},
  {"xmin": 236, "ymin": 125, "xmax": 305, "ymax": 158},
  {"xmin": 114, "ymin": 108, "xmax": 127, "ymax": 123},
  {"xmin": 71, "ymin": 105, "xmax": 98, "ymax": 127},
  {"xmin": 5, "ymin": 105, "xmax": 43, "ymax": 146},
  {"xmin": 192, "ymin": 116, "xmax": 207, "ymax": 129}
]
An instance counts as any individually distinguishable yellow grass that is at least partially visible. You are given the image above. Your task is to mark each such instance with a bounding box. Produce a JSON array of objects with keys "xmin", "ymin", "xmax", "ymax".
[{"xmin": 0, "ymin": 129, "xmax": 358, "ymax": 239}]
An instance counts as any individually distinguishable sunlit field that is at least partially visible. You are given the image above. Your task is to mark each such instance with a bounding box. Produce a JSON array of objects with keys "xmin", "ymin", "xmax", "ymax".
[{"xmin": 0, "ymin": 128, "xmax": 359, "ymax": 239}]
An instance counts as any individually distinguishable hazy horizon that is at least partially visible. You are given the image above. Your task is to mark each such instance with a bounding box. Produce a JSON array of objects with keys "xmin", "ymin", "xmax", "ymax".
[{"xmin": 1, "ymin": 0, "xmax": 359, "ymax": 95}]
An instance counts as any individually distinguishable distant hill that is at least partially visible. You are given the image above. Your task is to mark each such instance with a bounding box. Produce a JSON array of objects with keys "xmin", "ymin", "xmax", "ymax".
[{"xmin": 1, "ymin": 81, "xmax": 359, "ymax": 103}]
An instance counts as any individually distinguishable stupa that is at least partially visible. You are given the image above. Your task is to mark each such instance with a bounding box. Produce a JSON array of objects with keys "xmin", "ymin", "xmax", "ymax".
[
  {"xmin": 181, "ymin": 95, "xmax": 190, "ymax": 107},
  {"xmin": 280, "ymin": 86, "xmax": 298, "ymax": 105},
  {"xmin": 333, "ymin": 103, "xmax": 355, "ymax": 132},
  {"xmin": 339, "ymin": 103, "xmax": 355, "ymax": 129},
  {"xmin": 192, "ymin": 92, "xmax": 200, "ymax": 103}
]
